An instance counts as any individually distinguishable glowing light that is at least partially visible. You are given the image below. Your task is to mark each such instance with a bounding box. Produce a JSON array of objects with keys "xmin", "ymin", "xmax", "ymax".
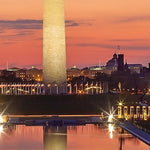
[
  {"xmin": 117, "ymin": 100, "xmax": 124, "ymax": 106},
  {"xmin": 47, "ymin": 84, "xmax": 51, "ymax": 87},
  {"xmin": 108, "ymin": 114, "xmax": 113, "ymax": 122},
  {"xmin": 32, "ymin": 89, "xmax": 35, "ymax": 92},
  {"xmin": 78, "ymin": 90, "xmax": 82, "ymax": 94},
  {"xmin": 119, "ymin": 102, "xmax": 122, "ymax": 106}
]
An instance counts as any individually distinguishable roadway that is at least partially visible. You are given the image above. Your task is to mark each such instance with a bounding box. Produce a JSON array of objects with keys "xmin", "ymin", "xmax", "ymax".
[{"xmin": 118, "ymin": 121, "xmax": 150, "ymax": 146}]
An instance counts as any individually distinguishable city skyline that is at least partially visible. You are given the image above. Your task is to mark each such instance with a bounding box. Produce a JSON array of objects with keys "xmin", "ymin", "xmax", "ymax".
[{"xmin": 0, "ymin": 0, "xmax": 150, "ymax": 69}]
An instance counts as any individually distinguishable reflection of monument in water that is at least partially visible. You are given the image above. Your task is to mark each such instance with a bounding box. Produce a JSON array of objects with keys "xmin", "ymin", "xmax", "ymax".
[
  {"xmin": 43, "ymin": 0, "xmax": 67, "ymax": 94},
  {"xmin": 44, "ymin": 126, "xmax": 67, "ymax": 150}
]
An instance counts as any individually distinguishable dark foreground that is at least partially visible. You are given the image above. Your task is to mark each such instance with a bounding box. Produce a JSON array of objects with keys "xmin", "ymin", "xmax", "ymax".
[
  {"xmin": 0, "ymin": 94, "xmax": 115, "ymax": 115},
  {"xmin": 0, "ymin": 93, "xmax": 149, "ymax": 115}
]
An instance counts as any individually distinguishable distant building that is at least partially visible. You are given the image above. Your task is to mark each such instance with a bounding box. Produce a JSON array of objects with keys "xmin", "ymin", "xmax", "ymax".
[
  {"xmin": 81, "ymin": 68, "xmax": 112, "ymax": 79},
  {"xmin": 148, "ymin": 63, "xmax": 150, "ymax": 72},
  {"xmin": 81, "ymin": 69, "xmax": 98, "ymax": 79},
  {"xmin": 26, "ymin": 67, "xmax": 42, "ymax": 82},
  {"xmin": 106, "ymin": 53, "xmax": 118, "ymax": 70},
  {"xmin": 7, "ymin": 67, "xmax": 20, "ymax": 72},
  {"xmin": 118, "ymin": 54, "xmax": 124, "ymax": 71},
  {"xmin": 15, "ymin": 69, "xmax": 26, "ymax": 80},
  {"xmin": 89, "ymin": 65, "xmax": 105, "ymax": 71},
  {"xmin": 0, "ymin": 67, "xmax": 43, "ymax": 82},
  {"xmin": 105, "ymin": 53, "xmax": 118, "ymax": 74},
  {"xmin": 0, "ymin": 70, "xmax": 2, "ymax": 76},
  {"xmin": 0, "ymin": 69, "xmax": 16, "ymax": 78},
  {"xmin": 128, "ymin": 64, "xmax": 142, "ymax": 74},
  {"xmin": 67, "ymin": 66, "xmax": 81, "ymax": 81}
]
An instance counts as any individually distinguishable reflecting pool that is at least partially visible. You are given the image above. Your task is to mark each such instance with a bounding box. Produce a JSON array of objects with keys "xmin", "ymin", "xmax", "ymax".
[{"xmin": 0, "ymin": 123, "xmax": 149, "ymax": 150}]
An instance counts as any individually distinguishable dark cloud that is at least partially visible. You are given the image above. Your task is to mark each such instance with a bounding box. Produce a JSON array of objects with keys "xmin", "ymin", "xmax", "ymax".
[
  {"xmin": 0, "ymin": 30, "xmax": 35, "ymax": 42},
  {"xmin": 0, "ymin": 19, "xmax": 43, "ymax": 30},
  {"xmin": 0, "ymin": 20, "xmax": 42, "ymax": 24},
  {"xmin": 0, "ymin": 19, "xmax": 94, "ymax": 31},
  {"xmin": 65, "ymin": 20, "xmax": 79, "ymax": 27},
  {"xmin": 116, "ymin": 16, "xmax": 150, "ymax": 23},
  {"xmin": 0, "ymin": 19, "xmax": 94, "ymax": 41},
  {"xmin": 76, "ymin": 43, "xmax": 115, "ymax": 49},
  {"xmin": 15, "ymin": 31, "xmax": 34, "ymax": 36},
  {"xmin": 76, "ymin": 43, "xmax": 150, "ymax": 50},
  {"xmin": 123, "ymin": 46, "xmax": 150, "ymax": 50},
  {"xmin": 1, "ymin": 31, "xmax": 33, "ymax": 38},
  {"xmin": 65, "ymin": 19, "xmax": 94, "ymax": 27},
  {"xmin": 110, "ymin": 39, "xmax": 149, "ymax": 42}
]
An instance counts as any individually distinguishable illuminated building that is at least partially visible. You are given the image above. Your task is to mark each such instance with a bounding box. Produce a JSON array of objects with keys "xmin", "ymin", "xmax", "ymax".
[
  {"xmin": 26, "ymin": 67, "xmax": 42, "ymax": 82},
  {"xmin": 15, "ymin": 69, "xmax": 26, "ymax": 81},
  {"xmin": 7, "ymin": 67, "xmax": 20, "ymax": 72},
  {"xmin": 106, "ymin": 53, "xmax": 118, "ymax": 71},
  {"xmin": 81, "ymin": 69, "xmax": 111, "ymax": 79},
  {"xmin": 43, "ymin": 0, "xmax": 67, "ymax": 94},
  {"xmin": 67, "ymin": 66, "xmax": 81, "ymax": 81},
  {"xmin": 127, "ymin": 64, "xmax": 142, "ymax": 74}
]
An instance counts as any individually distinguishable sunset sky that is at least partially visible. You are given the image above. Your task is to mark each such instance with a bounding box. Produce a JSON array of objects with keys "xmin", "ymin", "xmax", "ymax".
[{"xmin": 0, "ymin": 0, "xmax": 150, "ymax": 69}]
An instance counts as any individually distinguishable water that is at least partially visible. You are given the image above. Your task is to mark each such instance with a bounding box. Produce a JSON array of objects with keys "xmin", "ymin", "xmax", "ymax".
[{"xmin": 0, "ymin": 123, "xmax": 149, "ymax": 150}]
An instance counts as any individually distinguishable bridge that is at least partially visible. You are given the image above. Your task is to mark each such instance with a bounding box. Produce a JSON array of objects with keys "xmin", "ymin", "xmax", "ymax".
[
  {"xmin": 1, "ymin": 114, "xmax": 104, "ymax": 126},
  {"xmin": 118, "ymin": 121, "xmax": 150, "ymax": 146}
]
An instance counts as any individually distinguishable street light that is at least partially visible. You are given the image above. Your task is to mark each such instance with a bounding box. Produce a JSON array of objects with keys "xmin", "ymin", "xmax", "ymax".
[
  {"xmin": 85, "ymin": 82, "xmax": 89, "ymax": 94},
  {"xmin": 47, "ymin": 84, "xmax": 51, "ymax": 95},
  {"xmin": 119, "ymin": 102, "xmax": 122, "ymax": 106},
  {"xmin": 117, "ymin": 100, "xmax": 124, "ymax": 106},
  {"xmin": 55, "ymin": 84, "xmax": 58, "ymax": 94},
  {"xmin": 67, "ymin": 84, "xmax": 72, "ymax": 94},
  {"xmin": 74, "ymin": 83, "xmax": 77, "ymax": 94}
]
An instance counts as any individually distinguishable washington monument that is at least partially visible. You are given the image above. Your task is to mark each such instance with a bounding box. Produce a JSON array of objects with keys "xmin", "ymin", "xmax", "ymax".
[{"xmin": 43, "ymin": 0, "xmax": 67, "ymax": 94}]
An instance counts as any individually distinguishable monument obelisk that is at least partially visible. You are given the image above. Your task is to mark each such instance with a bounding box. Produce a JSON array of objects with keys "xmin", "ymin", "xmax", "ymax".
[{"xmin": 43, "ymin": 0, "xmax": 67, "ymax": 94}]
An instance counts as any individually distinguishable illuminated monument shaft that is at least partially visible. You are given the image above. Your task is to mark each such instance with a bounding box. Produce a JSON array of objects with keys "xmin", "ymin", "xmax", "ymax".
[{"xmin": 43, "ymin": 0, "xmax": 67, "ymax": 94}]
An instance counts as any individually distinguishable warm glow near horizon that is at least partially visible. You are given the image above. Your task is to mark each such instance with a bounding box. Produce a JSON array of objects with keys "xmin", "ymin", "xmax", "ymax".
[{"xmin": 0, "ymin": 0, "xmax": 150, "ymax": 69}]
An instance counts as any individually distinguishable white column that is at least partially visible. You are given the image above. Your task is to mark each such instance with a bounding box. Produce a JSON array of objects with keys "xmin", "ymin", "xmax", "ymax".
[{"xmin": 43, "ymin": 0, "xmax": 67, "ymax": 94}]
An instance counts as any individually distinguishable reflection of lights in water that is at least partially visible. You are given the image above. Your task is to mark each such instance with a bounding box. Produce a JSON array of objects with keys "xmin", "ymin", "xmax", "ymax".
[
  {"xmin": 0, "ymin": 125, "xmax": 3, "ymax": 135},
  {"xmin": 0, "ymin": 115, "xmax": 3, "ymax": 123},
  {"xmin": 108, "ymin": 124, "xmax": 114, "ymax": 139},
  {"xmin": 108, "ymin": 114, "xmax": 113, "ymax": 122}
]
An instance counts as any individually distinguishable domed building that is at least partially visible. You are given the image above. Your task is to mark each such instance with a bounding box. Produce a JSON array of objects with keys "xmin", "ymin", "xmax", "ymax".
[{"xmin": 106, "ymin": 53, "xmax": 118, "ymax": 70}]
